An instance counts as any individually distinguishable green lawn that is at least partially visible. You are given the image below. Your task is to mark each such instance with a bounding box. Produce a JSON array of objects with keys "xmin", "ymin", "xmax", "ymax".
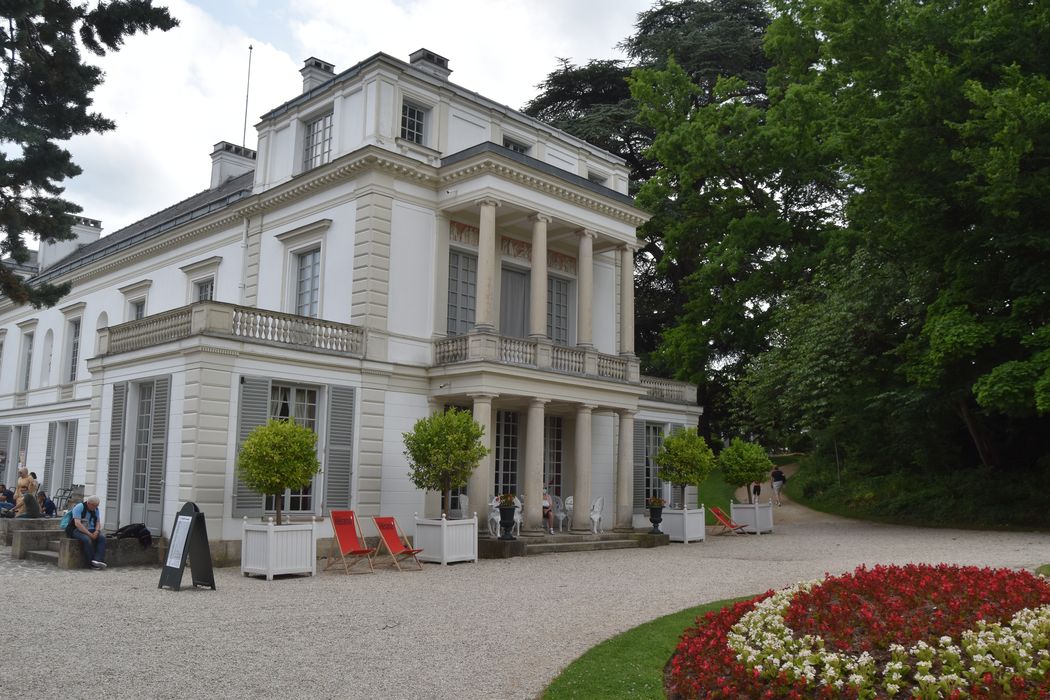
[
  {"xmin": 542, "ymin": 597, "xmax": 749, "ymax": 699},
  {"xmin": 1037, "ymin": 564, "xmax": 1050, "ymax": 577},
  {"xmin": 698, "ymin": 469, "xmax": 739, "ymax": 525}
]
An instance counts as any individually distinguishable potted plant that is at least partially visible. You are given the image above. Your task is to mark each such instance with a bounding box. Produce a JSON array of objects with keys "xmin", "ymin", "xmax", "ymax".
[
  {"xmin": 496, "ymin": 492, "xmax": 518, "ymax": 540},
  {"xmin": 404, "ymin": 408, "xmax": 489, "ymax": 564},
  {"xmin": 237, "ymin": 419, "xmax": 321, "ymax": 579},
  {"xmin": 646, "ymin": 496, "xmax": 665, "ymax": 534},
  {"xmin": 655, "ymin": 428, "xmax": 715, "ymax": 543},
  {"xmin": 720, "ymin": 437, "xmax": 775, "ymax": 534}
]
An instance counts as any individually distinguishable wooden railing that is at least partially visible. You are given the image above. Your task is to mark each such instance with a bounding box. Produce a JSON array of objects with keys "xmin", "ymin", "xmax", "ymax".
[
  {"xmin": 103, "ymin": 302, "xmax": 365, "ymax": 358},
  {"xmin": 107, "ymin": 307, "xmax": 193, "ymax": 354},
  {"xmin": 640, "ymin": 375, "xmax": 697, "ymax": 403}
]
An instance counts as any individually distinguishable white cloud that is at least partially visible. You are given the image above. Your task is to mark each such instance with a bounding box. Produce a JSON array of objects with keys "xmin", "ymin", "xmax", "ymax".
[{"xmin": 57, "ymin": 0, "xmax": 649, "ymax": 238}]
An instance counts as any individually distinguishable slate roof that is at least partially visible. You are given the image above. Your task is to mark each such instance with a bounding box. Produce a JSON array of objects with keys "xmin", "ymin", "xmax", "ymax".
[{"xmin": 30, "ymin": 172, "xmax": 255, "ymax": 285}]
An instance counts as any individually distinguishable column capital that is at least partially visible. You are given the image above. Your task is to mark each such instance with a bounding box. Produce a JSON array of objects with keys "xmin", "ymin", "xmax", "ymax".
[
  {"xmin": 529, "ymin": 213, "xmax": 553, "ymax": 224},
  {"xmin": 616, "ymin": 408, "xmax": 637, "ymax": 418},
  {"xmin": 576, "ymin": 228, "xmax": 598, "ymax": 240},
  {"xmin": 529, "ymin": 397, "xmax": 551, "ymax": 407},
  {"xmin": 620, "ymin": 242, "xmax": 641, "ymax": 253},
  {"xmin": 575, "ymin": 403, "xmax": 597, "ymax": 414},
  {"xmin": 467, "ymin": 392, "xmax": 499, "ymax": 402},
  {"xmin": 475, "ymin": 197, "xmax": 501, "ymax": 209}
]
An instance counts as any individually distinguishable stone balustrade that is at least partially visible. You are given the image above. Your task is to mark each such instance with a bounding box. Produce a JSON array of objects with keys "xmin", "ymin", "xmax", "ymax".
[{"xmin": 640, "ymin": 375, "xmax": 698, "ymax": 404}]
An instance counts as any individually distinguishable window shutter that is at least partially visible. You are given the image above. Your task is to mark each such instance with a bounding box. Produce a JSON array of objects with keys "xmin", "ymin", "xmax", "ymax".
[
  {"xmin": 17, "ymin": 425, "xmax": 29, "ymax": 470},
  {"xmin": 234, "ymin": 376, "xmax": 270, "ymax": 516},
  {"xmin": 0, "ymin": 426, "xmax": 10, "ymax": 484},
  {"xmin": 61, "ymin": 420, "xmax": 78, "ymax": 491},
  {"xmin": 671, "ymin": 423, "xmax": 684, "ymax": 435},
  {"xmin": 106, "ymin": 384, "xmax": 127, "ymax": 528},
  {"xmin": 42, "ymin": 422, "xmax": 57, "ymax": 492},
  {"xmin": 324, "ymin": 385, "xmax": 355, "ymax": 511},
  {"xmin": 632, "ymin": 420, "xmax": 646, "ymax": 512},
  {"xmin": 147, "ymin": 377, "xmax": 170, "ymax": 518}
]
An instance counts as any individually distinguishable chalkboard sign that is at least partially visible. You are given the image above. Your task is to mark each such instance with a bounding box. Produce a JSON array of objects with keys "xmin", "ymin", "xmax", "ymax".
[{"xmin": 158, "ymin": 501, "xmax": 216, "ymax": 591}]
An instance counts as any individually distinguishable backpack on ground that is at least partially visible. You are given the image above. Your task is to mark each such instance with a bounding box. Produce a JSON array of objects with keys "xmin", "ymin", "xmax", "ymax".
[{"xmin": 113, "ymin": 522, "xmax": 153, "ymax": 548}]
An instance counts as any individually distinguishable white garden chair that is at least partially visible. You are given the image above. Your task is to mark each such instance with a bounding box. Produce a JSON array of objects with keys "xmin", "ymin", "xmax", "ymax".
[
  {"xmin": 552, "ymin": 494, "xmax": 570, "ymax": 532},
  {"xmin": 487, "ymin": 496, "xmax": 522, "ymax": 538},
  {"xmin": 589, "ymin": 496, "xmax": 604, "ymax": 534}
]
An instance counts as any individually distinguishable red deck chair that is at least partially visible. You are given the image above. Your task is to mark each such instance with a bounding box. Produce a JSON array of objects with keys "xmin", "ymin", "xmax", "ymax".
[
  {"xmin": 709, "ymin": 506, "xmax": 747, "ymax": 535},
  {"xmin": 324, "ymin": 510, "xmax": 375, "ymax": 574},
  {"xmin": 372, "ymin": 516, "xmax": 423, "ymax": 571}
]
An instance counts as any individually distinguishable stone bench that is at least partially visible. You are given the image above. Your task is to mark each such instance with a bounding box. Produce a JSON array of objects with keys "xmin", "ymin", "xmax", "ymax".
[
  {"xmin": 0, "ymin": 517, "xmax": 62, "ymax": 546},
  {"xmin": 58, "ymin": 535, "xmax": 161, "ymax": 569}
]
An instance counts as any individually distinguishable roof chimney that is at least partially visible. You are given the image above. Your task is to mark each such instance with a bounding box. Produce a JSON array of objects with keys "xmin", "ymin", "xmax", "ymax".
[
  {"xmin": 409, "ymin": 48, "xmax": 451, "ymax": 80},
  {"xmin": 38, "ymin": 217, "xmax": 102, "ymax": 271},
  {"xmin": 300, "ymin": 57, "xmax": 335, "ymax": 92},
  {"xmin": 210, "ymin": 141, "xmax": 256, "ymax": 188}
]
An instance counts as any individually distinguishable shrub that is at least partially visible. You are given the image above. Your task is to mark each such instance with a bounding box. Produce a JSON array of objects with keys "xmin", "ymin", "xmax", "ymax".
[
  {"xmin": 403, "ymin": 408, "xmax": 489, "ymax": 517},
  {"xmin": 237, "ymin": 419, "xmax": 320, "ymax": 525}
]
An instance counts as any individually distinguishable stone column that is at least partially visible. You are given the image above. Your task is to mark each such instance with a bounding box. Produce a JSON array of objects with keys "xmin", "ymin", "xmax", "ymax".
[
  {"xmin": 524, "ymin": 397, "xmax": 548, "ymax": 530},
  {"xmin": 576, "ymin": 229, "xmax": 595, "ymax": 347},
  {"xmin": 475, "ymin": 199, "xmax": 500, "ymax": 332},
  {"xmin": 572, "ymin": 404, "xmax": 594, "ymax": 531},
  {"xmin": 619, "ymin": 245, "xmax": 635, "ymax": 356},
  {"xmin": 616, "ymin": 409, "xmax": 635, "ymax": 530},
  {"xmin": 467, "ymin": 393, "xmax": 497, "ymax": 512},
  {"xmin": 529, "ymin": 214, "xmax": 551, "ymax": 339}
]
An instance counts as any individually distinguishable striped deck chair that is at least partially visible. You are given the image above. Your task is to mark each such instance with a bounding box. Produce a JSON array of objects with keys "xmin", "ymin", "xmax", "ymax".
[
  {"xmin": 324, "ymin": 510, "xmax": 375, "ymax": 574},
  {"xmin": 372, "ymin": 516, "xmax": 423, "ymax": 571},
  {"xmin": 709, "ymin": 506, "xmax": 747, "ymax": 535}
]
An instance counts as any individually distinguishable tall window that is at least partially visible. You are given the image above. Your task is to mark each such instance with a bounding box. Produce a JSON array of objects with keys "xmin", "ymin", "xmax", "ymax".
[
  {"xmin": 131, "ymin": 383, "xmax": 154, "ymax": 509},
  {"xmin": 267, "ymin": 384, "xmax": 318, "ymax": 512},
  {"xmin": 302, "ymin": 113, "xmax": 333, "ymax": 171},
  {"xmin": 401, "ymin": 102, "xmax": 426, "ymax": 145},
  {"xmin": 66, "ymin": 319, "xmax": 81, "ymax": 383},
  {"xmin": 295, "ymin": 248, "xmax": 321, "ymax": 317},
  {"xmin": 447, "ymin": 250, "xmax": 477, "ymax": 336},
  {"xmin": 543, "ymin": 416, "xmax": 563, "ymax": 496},
  {"xmin": 547, "ymin": 277, "xmax": 570, "ymax": 345},
  {"xmin": 499, "ymin": 267, "xmax": 529, "ymax": 338},
  {"xmin": 644, "ymin": 424, "xmax": 664, "ymax": 502},
  {"xmin": 130, "ymin": 299, "xmax": 146, "ymax": 320},
  {"xmin": 20, "ymin": 332, "xmax": 33, "ymax": 392},
  {"xmin": 195, "ymin": 278, "xmax": 214, "ymax": 302},
  {"xmin": 503, "ymin": 137, "xmax": 529, "ymax": 155},
  {"xmin": 493, "ymin": 410, "xmax": 519, "ymax": 497}
]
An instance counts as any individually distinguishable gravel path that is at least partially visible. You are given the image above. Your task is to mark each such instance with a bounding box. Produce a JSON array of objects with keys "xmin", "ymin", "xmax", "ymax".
[{"xmin": 3, "ymin": 500, "xmax": 1049, "ymax": 699}]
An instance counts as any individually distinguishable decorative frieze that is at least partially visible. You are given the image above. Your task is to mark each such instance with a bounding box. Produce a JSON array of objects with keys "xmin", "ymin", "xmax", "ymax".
[{"xmin": 448, "ymin": 221, "xmax": 576, "ymax": 275}]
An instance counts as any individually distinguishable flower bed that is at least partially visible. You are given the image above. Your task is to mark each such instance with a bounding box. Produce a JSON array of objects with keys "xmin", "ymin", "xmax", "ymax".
[{"xmin": 667, "ymin": 564, "xmax": 1050, "ymax": 699}]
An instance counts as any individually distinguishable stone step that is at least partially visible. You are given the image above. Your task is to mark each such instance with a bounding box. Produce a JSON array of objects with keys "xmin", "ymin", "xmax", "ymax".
[
  {"xmin": 525, "ymin": 539, "xmax": 641, "ymax": 555},
  {"xmin": 25, "ymin": 549, "xmax": 59, "ymax": 565},
  {"xmin": 47, "ymin": 539, "xmax": 61, "ymax": 552}
]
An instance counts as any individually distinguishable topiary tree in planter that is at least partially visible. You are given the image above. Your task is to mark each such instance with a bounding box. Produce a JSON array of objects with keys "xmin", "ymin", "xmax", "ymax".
[
  {"xmin": 237, "ymin": 419, "xmax": 320, "ymax": 525},
  {"xmin": 655, "ymin": 428, "xmax": 716, "ymax": 507},
  {"xmin": 719, "ymin": 437, "xmax": 774, "ymax": 503},
  {"xmin": 403, "ymin": 408, "xmax": 490, "ymax": 517}
]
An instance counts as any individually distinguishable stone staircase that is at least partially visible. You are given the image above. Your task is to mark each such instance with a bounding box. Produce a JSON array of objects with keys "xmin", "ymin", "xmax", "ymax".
[
  {"xmin": 479, "ymin": 530, "xmax": 668, "ymax": 559},
  {"xmin": 24, "ymin": 532, "xmax": 64, "ymax": 565}
]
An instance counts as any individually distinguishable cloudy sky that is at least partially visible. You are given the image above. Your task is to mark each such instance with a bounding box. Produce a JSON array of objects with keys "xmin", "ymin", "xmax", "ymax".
[{"xmin": 61, "ymin": 0, "xmax": 653, "ymax": 237}]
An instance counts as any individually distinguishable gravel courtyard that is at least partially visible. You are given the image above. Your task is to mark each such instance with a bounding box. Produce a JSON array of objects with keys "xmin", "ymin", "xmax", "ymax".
[{"xmin": 3, "ymin": 500, "xmax": 1048, "ymax": 699}]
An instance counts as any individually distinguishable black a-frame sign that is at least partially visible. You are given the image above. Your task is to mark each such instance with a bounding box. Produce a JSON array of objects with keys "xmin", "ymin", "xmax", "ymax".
[{"xmin": 158, "ymin": 501, "xmax": 216, "ymax": 591}]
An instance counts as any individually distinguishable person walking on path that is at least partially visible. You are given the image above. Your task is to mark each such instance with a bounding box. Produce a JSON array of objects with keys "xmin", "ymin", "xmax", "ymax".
[
  {"xmin": 66, "ymin": 496, "xmax": 106, "ymax": 569},
  {"xmin": 771, "ymin": 467, "xmax": 787, "ymax": 506}
]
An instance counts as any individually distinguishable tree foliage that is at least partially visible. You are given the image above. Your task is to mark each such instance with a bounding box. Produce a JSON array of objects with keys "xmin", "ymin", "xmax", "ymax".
[
  {"xmin": 0, "ymin": 0, "xmax": 177, "ymax": 307},
  {"xmin": 237, "ymin": 419, "xmax": 320, "ymax": 526},
  {"xmin": 718, "ymin": 438, "xmax": 772, "ymax": 494},
  {"xmin": 402, "ymin": 408, "xmax": 490, "ymax": 517},
  {"xmin": 655, "ymin": 428, "xmax": 716, "ymax": 505}
]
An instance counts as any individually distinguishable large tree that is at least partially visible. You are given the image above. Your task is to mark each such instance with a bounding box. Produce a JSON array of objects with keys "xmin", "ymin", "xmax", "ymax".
[{"xmin": 0, "ymin": 0, "xmax": 177, "ymax": 307}]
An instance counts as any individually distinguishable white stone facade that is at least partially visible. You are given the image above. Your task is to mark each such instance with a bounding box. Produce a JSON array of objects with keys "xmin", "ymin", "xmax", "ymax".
[{"xmin": 0, "ymin": 50, "xmax": 700, "ymax": 551}]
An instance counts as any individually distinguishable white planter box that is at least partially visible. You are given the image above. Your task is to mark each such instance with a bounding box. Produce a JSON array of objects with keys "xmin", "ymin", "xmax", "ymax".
[
  {"xmin": 241, "ymin": 518, "xmax": 317, "ymax": 580},
  {"xmin": 662, "ymin": 506, "xmax": 706, "ymax": 543},
  {"xmin": 730, "ymin": 501, "xmax": 774, "ymax": 534},
  {"xmin": 414, "ymin": 513, "xmax": 478, "ymax": 565}
]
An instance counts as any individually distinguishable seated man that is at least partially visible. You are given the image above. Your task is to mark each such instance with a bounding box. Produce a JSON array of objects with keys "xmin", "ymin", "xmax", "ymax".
[
  {"xmin": 37, "ymin": 491, "xmax": 57, "ymax": 517},
  {"xmin": 0, "ymin": 483, "xmax": 14, "ymax": 509},
  {"xmin": 66, "ymin": 495, "xmax": 106, "ymax": 569}
]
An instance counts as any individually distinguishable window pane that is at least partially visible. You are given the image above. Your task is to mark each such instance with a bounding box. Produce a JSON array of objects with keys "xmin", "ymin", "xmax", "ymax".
[
  {"xmin": 644, "ymin": 425, "xmax": 664, "ymax": 500},
  {"xmin": 547, "ymin": 277, "xmax": 569, "ymax": 345},
  {"xmin": 447, "ymin": 251, "xmax": 476, "ymax": 336},
  {"xmin": 401, "ymin": 103, "xmax": 426, "ymax": 144},
  {"xmin": 268, "ymin": 383, "xmax": 318, "ymax": 512},
  {"xmin": 296, "ymin": 248, "xmax": 320, "ymax": 317},
  {"xmin": 494, "ymin": 410, "xmax": 519, "ymax": 497},
  {"xmin": 195, "ymin": 279, "xmax": 214, "ymax": 302},
  {"xmin": 543, "ymin": 416, "xmax": 563, "ymax": 496},
  {"xmin": 68, "ymin": 319, "xmax": 81, "ymax": 382},
  {"xmin": 302, "ymin": 113, "xmax": 333, "ymax": 171}
]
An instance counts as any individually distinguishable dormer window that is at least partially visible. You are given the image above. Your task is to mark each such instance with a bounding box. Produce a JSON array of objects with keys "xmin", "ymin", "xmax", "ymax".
[
  {"xmin": 401, "ymin": 102, "xmax": 427, "ymax": 145},
  {"xmin": 503, "ymin": 137, "xmax": 530, "ymax": 155},
  {"xmin": 587, "ymin": 170, "xmax": 609, "ymax": 186},
  {"xmin": 303, "ymin": 112, "xmax": 333, "ymax": 171}
]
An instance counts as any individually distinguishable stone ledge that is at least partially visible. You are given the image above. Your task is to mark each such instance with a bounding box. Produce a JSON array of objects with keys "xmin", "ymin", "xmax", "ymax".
[
  {"xmin": 59, "ymin": 536, "xmax": 161, "ymax": 569},
  {"xmin": 0, "ymin": 517, "xmax": 61, "ymax": 546}
]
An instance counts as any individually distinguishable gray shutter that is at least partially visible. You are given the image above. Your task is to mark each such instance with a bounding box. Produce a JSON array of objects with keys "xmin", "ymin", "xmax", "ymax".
[
  {"xmin": 632, "ymin": 420, "xmax": 647, "ymax": 512},
  {"xmin": 61, "ymin": 420, "xmax": 78, "ymax": 490},
  {"xmin": 17, "ymin": 425, "xmax": 29, "ymax": 472},
  {"xmin": 234, "ymin": 376, "xmax": 270, "ymax": 516},
  {"xmin": 42, "ymin": 422, "xmax": 57, "ymax": 492},
  {"xmin": 106, "ymin": 384, "xmax": 127, "ymax": 528},
  {"xmin": 324, "ymin": 385, "xmax": 355, "ymax": 511},
  {"xmin": 146, "ymin": 377, "xmax": 170, "ymax": 531},
  {"xmin": 0, "ymin": 426, "xmax": 9, "ymax": 485}
]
